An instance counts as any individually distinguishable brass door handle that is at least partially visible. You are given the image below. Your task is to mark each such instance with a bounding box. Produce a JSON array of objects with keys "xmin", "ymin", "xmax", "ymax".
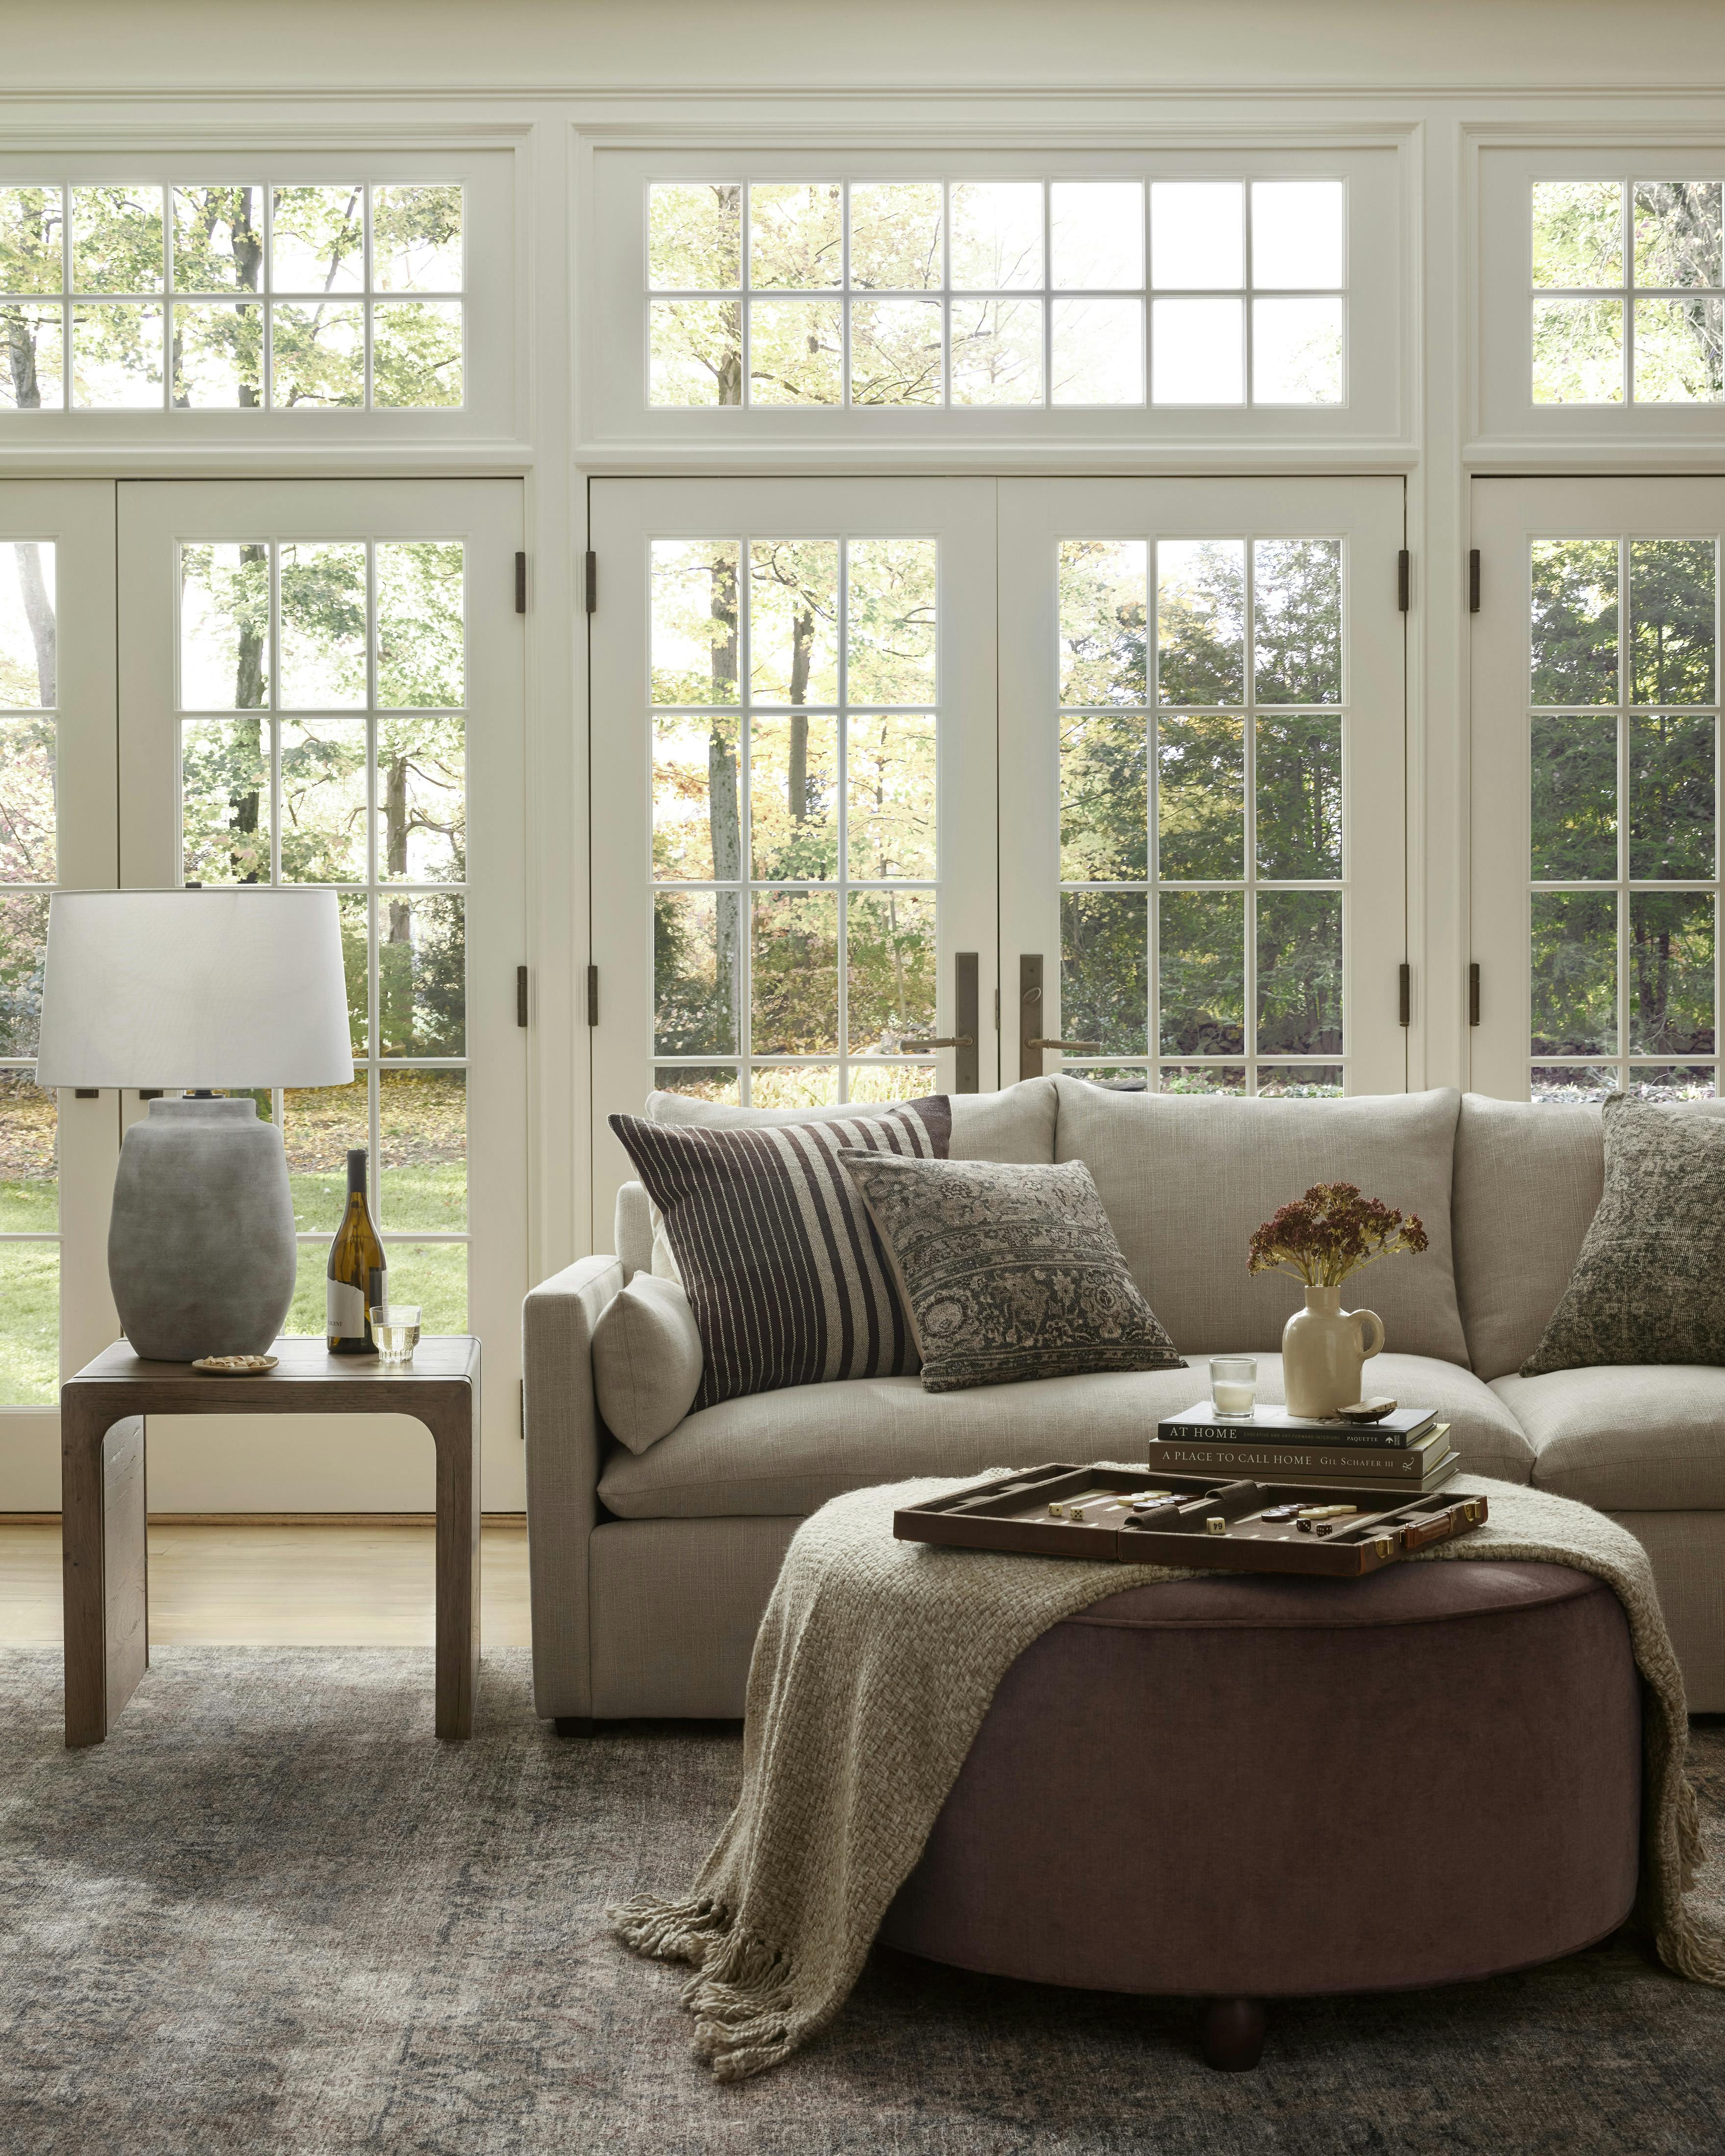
[
  {"xmin": 902, "ymin": 1035, "xmax": 975, "ymax": 1050},
  {"xmin": 1027, "ymin": 1037, "xmax": 1100, "ymax": 1052}
]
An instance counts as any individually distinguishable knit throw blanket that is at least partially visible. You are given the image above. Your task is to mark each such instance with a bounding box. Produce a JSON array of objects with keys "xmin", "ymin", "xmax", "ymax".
[{"xmin": 612, "ymin": 1471, "xmax": 1725, "ymax": 2080}]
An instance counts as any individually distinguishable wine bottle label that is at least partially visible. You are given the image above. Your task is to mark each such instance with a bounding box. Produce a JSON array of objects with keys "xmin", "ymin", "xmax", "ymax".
[{"xmin": 326, "ymin": 1279, "xmax": 368, "ymax": 1338}]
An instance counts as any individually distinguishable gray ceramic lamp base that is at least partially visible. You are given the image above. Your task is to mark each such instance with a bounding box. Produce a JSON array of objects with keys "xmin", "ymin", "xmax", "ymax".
[{"xmin": 108, "ymin": 1097, "xmax": 299, "ymax": 1363}]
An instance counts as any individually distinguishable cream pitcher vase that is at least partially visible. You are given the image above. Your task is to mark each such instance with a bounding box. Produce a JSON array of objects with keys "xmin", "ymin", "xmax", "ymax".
[{"xmin": 1281, "ymin": 1286, "xmax": 1385, "ymax": 1419}]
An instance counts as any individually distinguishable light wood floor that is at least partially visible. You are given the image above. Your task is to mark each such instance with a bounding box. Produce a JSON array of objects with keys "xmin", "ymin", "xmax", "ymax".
[{"xmin": 0, "ymin": 1519, "xmax": 532, "ymax": 1647}]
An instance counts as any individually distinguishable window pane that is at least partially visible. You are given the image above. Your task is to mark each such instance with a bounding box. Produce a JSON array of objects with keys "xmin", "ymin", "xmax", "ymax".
[
  {"xmin": 1257, "ymin": 715, "xmax": 1342, "ymax": 878},
  {"xmin": 848, "ymin": 183, "xmax": 942, "ymax": 291},
  {"xmin": 1065, "ymin": 890, "xmax": 1149, "ymax": 1055},
  {"xmin": 649, "ymin": 183, "xmax": 742, "ymax": 292},
  {"xmin": 1257, "ymin": 890, "xmax": 1343, "ymax": 1054},
  {"xmin": 377, "ymin": 711, "xmax": 465, "ymax": 883},
  {"xmin": 171, "ymin": 300, "xmax": 262, "ymax": 408},
  {"xmin": 0, "ymin": 188, "xmax": 64, "ymax": 295},
  {"xmin": 376, "ymin": 541, "xmax": 464, "ymax": 709},
  {"xmin": 377, "ymin": 1241, "xmax": 467, "ymax": 1335},
  {"xmin": 171, "ymin": 186, "xmax": 264, "ymax": 294},
  {"xmin": 1059, "ymin": 539, "xmax": 1147, "ymax": 707},
  {"xmin": 1051, "ymin": 298, "xmax": 1143, "ymax": 405},
  {"xmin": 1151, "ymin": 297, "xmax": 1242, "ymax": 404},
  {"xmin": 847, "ymin": 539, "xmax": 936, "ymax": 704},
  {"xmin": 1531, "ymin": 539, "xmax": 1618, "ymax": 706},
  {"xmin": 378, "ymin": 893, "xmax": 464, "ymax": 1056},
  {"xmin": 270, "ymin": 301, "xmax": 364, "ymax": 409},
  {"xmin": 1532, "ymin": 180, "xmax": 1623, "ymax": 287},
  {"xmin": 652, "ymin": 540, "xmax": 739, "ymax": 705},
  {"xmin": 181, "ymin": 718, "xmax": 270, "ymax": 884},
  {"xmin": 1632, "ymin": 182, "xmax": 1722, "ymax": 290},
  {"xmin": 749, "ymin": 540, "xmax": 839, "ymax": 704},
  {"xmin": 751, "ymin": 1065, "xmax": 839, "ymax": 1109},
  {"xmin": 848, "ymin": 713, "xmax": 936, "ymax": 880},
  {"xmin": 1158, "ymin": 713, "xmax": 1243, "ymax": 881},
  {"xmin": 1254, "ymin": 539, "xmax": 1342, "ymax": 706},
  {"xmin": 0, "ymin": 541, "xmax": 54, "ymax": 712},
  {"xmin": 1160, "ymin": 1064, "xmax": 1245, "ymax": 1094},
  {"xmin": 1531, "ymin": 890, "xmax": 1617, "ymax": 1055},
  {"xmin": 748, "ymin": 183, "xmax": 842, "ymax": 290},
  {"xmin": 1158, "ymin": 539, "xmax": 1246, "ymax": 707},
  {"xmin": 1158, "ymin": 889, "xmax": 1243, "ymax": 1054},
  {"xmin": 1251, "ymin": 182, "xmax": 1345, "ymax": 289},
  {"xmin": 0, "ymin": 1241, "xmax": 57, "ymax": 1405},
  {"xmin": 379, "ymin": 1067, "xmax": 465, "ymax": 1230},
  {"xmin": 948, "ymin": 182, "xmax": 1042, "ymax": 291},
  {"xmin": 1629, "ymin": 712, "xmax": 1713, "ymax": 880},
  {"xmin": 179, "ymin": 541, "xmax": 270, "ymax": 710},
  {"xmin": 1252, "ymin": 296, "xmax": 1343, "ymax": 404},
  {"xmin": 847, "ymin": 1060, "xmax": 937, "ymax": 1103},
  {"xmin": 1633, "ymin": 298, "xmax": 1724, "ymax": 403},
  {"xmin": 655, "ymin": 890, "xmax": 740, "ymax": 1055},
  {"xmin": 280, "ymin": 717, "xmax": 368, "ymax": 883},
  {"xmin": 0, "ymin": 892, "xmax": 47, "ymax": 1056},
  {"xmin": 1628, "ymin": 1064, "xmax": 1717, "ymax": 1101},
  {"xmin": 71, "ymin": 303, "xmax": 163, "ymax": 408},
  {"xmin": 279, "ymin": 540, "xmax": 367, "ymax": 710},
  {"xmin": 1531, "ymin": 297, "xmax": 1624, "ymax": 404},
  {"xmin": 0, "ymin": 1070, "xmax": 55, "ymax": 1230},
  {"xmin": 284, "ymin": 1078, "xmax": 368, "ymax": 1232},
  {"xmin": 1630, "ymin": 539, "xmax": 1714, "ymax": 704},
  {"xmin": 649, "ymin": 299, "xmax": 743, "ymax": 405},
  {"xmin": 747, "ymin": 298, "xmax": 841, "ymax": 405},
  {"xmin": 653, "ymin": 713, "xmax": 738, "ymax": 882},
  {"xmin": 1530, "ymin": 713, "xmax": 1617, "ymax": 881},
  {"xmin": 372, "ymin": 184, "xmax": 463, "ymax": 293},
  {"xmin": 848, "ymin": 299, "xmax": 942, "ymax": 406},
  {"xmin": 70, "ymin": 185, "xmax": 163, "ymax": 294},
  {"xmin": 1532, "ymin": 1063, "xmax": 1618, "ymax": 1104},
  {"xmin": 751, "ymin": 712, "xmax": 839, "ymax": 880},
  {"xmin": 949, "ymin": 297, "xmax": 1043, "ymax": 405},
  {"xmin": 372, "ymin": 301, "xmax": 463, "ymax": 409},
  {"xmin": 1150, "ymin": 182, "xmax": 1242, "ymax": 291},
  {"xmin": 752, "ymin": 889, "xmax": 839, "ymax": 1055},
  {"xmin": 1629, "ymin": 891, "xmax": 1714, "ymax": 1055},
  {"xmin": 653, "ymin": 1064, "xmax": 740, "ymax": 1105},
  {"xmin": 846, "ymin": 889, "xmax": 936, "ymax": 1052},
  {"xmin": 1050, "ymin": 182, "xmax": 1143, "ymax": 290},
  {"xmin": 0, "ymin": 715, "xmax": 55, "ymax": 882},
  {"xmin": 0, "ymin": 307, "xmax": 64, "ymax": 410},
  {"xmin": 1256, "ymin": 1065, "xmax": 1344, "ymax": 1098},
  {"xmin": 339, "ymin": 891, "xmax": 369, "ymax": 1052},
  {"xmin": 1061, "ymin": 710, "xmax": 1147, "ymax": 882},
  {"xmin": 271, "ymin": 185, "xmax": 364, "ymax": 293}
]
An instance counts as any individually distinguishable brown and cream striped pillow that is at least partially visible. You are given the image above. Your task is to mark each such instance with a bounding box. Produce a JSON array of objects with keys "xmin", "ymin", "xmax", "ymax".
[{"xmin": 608, "ymin": 1098, "xmax": 951, "ymax": 1409}]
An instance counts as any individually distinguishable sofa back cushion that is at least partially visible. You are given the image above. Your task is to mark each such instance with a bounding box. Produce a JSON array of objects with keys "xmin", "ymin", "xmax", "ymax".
[
  {"xmin": 645, "ymin": 1077, "xmax": 1058, "ymax": 1162},
  {"xmin": 1052, "ymin": 1077, "xmax": 1469, "ymax": 1364}
]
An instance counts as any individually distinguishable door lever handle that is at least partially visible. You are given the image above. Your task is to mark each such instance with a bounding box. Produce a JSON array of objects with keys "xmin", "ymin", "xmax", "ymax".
[
  {"xmin": 902, "ymin": 1035, "xmax": 975, "ymax": 1050},
  {"xmin": 1026, "ymin": 1037, "xmax": 1100, "ymax": 1052}
]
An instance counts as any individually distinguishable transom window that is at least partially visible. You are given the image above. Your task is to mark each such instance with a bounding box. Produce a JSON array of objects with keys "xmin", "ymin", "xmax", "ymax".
[
  {"xmin": 1531, "ymin": 180, "xmax": 1723, "ymax": 405},
  {"xmin": 647, "ymin": 180, "xmax": 1345, "ymax": 411},
  {"xmin": 0, "ymin": 184, "xmax": 462, "ymax": 412}
]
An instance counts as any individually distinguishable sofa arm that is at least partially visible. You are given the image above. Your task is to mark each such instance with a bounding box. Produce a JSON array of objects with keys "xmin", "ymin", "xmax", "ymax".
[{"xmin": 523, "ymin": 1252, "xmax": 625, "ymax": 1720}]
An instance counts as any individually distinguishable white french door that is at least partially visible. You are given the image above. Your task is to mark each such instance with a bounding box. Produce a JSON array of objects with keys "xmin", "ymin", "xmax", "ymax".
[
  {"xmin": 588, "ymin": 478, "xmax": 1000, "ymax": 1238},
  {"xmin": 113, "ymin": 479, "xmax": 528, "ymax": 1509},
  {"xmin": 1472, "ymin": 477, "xmax": 1721, "ymax": 1103}
]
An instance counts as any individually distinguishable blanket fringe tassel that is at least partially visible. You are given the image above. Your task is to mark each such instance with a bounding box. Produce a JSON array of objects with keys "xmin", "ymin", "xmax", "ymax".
[{"xmin": 610, "ymin": 1893, "xmax": 801, "ymax": 2081}]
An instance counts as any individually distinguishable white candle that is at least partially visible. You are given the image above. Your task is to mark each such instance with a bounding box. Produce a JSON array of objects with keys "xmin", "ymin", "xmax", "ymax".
[{"xmin": 1212, "ymin": 1380, "xmax": 1257, "ymax": 1416}]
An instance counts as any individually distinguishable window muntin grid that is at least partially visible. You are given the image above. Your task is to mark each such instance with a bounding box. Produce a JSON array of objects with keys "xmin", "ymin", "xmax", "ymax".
[
  {"xmin": 173, "ymin": 536, "xmax": 469, "ymax": 1329},
  {"xmin": 1054, "ymin": 532, "xmax": 1350, "ymax": 1097},
  {"xmin": 1525, "ymin": 533, "xmax": 1720, "ymax": 1103},
  {"xmin": 646, "ymin": 179, "xmax": 1347, "ymax": 412},
  {"xmin": 1530, "ymin": 179, "xmax": 1724, "ymax": 406},
  {"xmin": 0, "ymin": 183, "xmax": 463, "ymax": 412},
  {"xmin": 648, "ymin": 533, "xmax": 942, "ymax": 1108}
]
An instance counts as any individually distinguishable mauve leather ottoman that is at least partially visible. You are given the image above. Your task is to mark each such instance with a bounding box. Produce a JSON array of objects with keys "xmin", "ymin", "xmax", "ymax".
[{"xmin": 879, "ymin": 1560, "xmax": 1642, "ymax": 2068}]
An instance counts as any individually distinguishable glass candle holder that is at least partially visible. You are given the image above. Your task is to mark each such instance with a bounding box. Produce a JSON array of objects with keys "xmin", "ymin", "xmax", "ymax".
[
  {"xmin": 370, "ymin": 1303, "xmax": 421, "ymax": 1367},
  {"xmin": 1209, "ymin": 1355, "xmax": 1258, "ymax": 1419}
]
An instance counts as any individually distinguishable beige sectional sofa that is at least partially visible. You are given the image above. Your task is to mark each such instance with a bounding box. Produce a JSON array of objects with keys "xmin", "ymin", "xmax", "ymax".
[{"xmin": 524, "ymin": 1078, "xmax": 1725, "ymax": 1721}]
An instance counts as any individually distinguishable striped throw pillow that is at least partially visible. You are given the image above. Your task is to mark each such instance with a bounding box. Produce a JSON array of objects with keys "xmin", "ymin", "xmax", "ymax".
[{"xmin": 608, "ymin": 1098, "xmax": 952, "ymax": 1409}]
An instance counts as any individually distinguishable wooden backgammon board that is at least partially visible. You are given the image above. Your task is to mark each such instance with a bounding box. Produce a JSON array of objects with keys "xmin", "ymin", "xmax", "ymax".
[{"xmin": 894, "ymin": 1464, "xmax": 1489, "ymax": 1578}]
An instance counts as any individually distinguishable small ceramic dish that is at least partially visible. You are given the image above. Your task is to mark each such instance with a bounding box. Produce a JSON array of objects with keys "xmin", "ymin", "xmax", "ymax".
[
  {"xmin": 1335, "ymin": 1396, "xmax": 1397, "ymax": 1424},
  {"xmin": 191, "ymin": 1354, "xmax": 280, "ymax": 1374}
]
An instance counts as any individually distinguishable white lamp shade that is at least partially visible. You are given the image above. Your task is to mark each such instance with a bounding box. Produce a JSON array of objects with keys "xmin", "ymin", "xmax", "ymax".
[{"xmin": 35, "ymin": 888, "xmax": 357, "ymax": 1090}]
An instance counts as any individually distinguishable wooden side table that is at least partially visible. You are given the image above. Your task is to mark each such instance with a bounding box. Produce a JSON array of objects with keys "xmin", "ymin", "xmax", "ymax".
[{"xmin": 59, "ymin": 1336, "xmax": 482, "ymax": 1747}]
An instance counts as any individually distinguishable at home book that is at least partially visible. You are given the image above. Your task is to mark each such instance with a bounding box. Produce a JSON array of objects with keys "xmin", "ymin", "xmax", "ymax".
[
  {"xmin": 1156, "ymin": 1402, "xmax": 1439, "ymax": 1450},
  {"xmin": 1146, "ymin": 1425, "xmax": 1455, "ymax": 1487}
]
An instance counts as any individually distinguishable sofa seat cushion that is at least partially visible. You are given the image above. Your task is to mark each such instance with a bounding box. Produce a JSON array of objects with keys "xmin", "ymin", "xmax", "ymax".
[
  {"xmin": 1492, "ymin": 1366, "xmax": 1725, "ymax": 1510},
  {"xmin": 597, "ymin": 1351, "xmax": 1534, "ymax": 1520}
]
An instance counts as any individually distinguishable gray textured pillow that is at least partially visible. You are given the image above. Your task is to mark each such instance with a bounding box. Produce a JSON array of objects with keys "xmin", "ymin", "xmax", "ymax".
[
  {"xmin": 591, "ymin": 1274, "xmax": 705, "ymax": 1452},
  {"xmin": 1522, "ymin": 1092, "xmax": 1725, "ymax": 1375},
  {"xmin": 838, "ymin": 1152, "xmax": 1185, "ymax": 1393}
]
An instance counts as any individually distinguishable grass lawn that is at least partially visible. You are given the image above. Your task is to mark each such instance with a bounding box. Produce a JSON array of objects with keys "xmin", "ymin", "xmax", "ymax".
[
  {"xmin": 0, "ymin": 1239, "xmax": 57, "ymax": 1405},
  {"xmin": 287, "ymin": 1236, "xmax": 468, "ymax": 1337}
]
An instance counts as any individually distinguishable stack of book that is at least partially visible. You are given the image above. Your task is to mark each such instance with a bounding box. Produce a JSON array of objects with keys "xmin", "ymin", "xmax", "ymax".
[{"xmin": 1148, "ymin": 1402, "xmax": 1459, "ymax": 1494}]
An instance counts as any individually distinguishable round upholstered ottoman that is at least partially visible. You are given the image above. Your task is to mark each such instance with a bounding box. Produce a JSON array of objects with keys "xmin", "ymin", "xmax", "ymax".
[{"xmin": 879, "ymin": 1560, "xmax": 1641, "ymax": 2069}]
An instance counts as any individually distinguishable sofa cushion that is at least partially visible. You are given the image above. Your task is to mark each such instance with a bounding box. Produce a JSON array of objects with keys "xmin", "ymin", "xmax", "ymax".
[
  {"xmin": 1051, "ymin": 1078, "xmax": 1468, "ymax": 1365},
  {"xmin": 1492, "ymin": 1366, "xmax": 1725, "ymax": 1510},
  {"xmin": 597, "ymin": 1350, "xmax": 1533, "ymax": 1520},
  {"xmin": 591, "ymin": 1274, "xmax": 704, "ymax": 1453},
  {"xmin": 647, "ymin": 1077, "xmax": 1059, "ymax": 1163}
]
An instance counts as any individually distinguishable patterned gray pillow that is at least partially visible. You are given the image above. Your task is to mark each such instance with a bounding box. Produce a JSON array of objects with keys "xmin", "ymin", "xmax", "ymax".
[
  {"xmin": 1522, "ymin": 1093, "xmax": 1725, "ymax": 1375},
  {"xmin": 837, "ymin": 1152, "xmax": 1185, "ymax": 1392}
]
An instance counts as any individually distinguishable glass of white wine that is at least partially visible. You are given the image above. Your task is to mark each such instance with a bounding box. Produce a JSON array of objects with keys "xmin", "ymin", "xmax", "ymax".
[{"xmin": 370, "ymin": 1303, "xmax": 422, "ymax": 1367}]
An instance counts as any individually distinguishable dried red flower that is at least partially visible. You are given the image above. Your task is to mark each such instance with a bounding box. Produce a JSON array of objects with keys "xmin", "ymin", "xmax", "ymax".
[{"xmin": 1247, "ymin": 1181, "xmax": 1429, "ymax": 1289}]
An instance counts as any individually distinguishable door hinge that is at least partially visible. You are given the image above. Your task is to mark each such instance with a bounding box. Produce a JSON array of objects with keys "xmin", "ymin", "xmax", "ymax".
[
  {"xmin": 1397, "ymin": 549, "xmax": 1410, "ymax": 612},
  {"xmin": 587, "ymin": 963, "xmax": 600, "ymax": 1026},
  {"xmin": 514, "ymin": 552, "xmax": 527, "ymax": 614},
  {"xmin": 1468, "ymin": 549, "xmax": 1481, "ymax": 613},
  {"xmin": 516, "ymin": 964, "xmax": 529, "ymax": 1028},
  {"xmin": 1469, "ymin": 962, "xmax": 1481, "ymax": 1027},
  {"xmin": 584, "ymin": 551, "xmax": 597, "ymax": 614},
  {"xmin": 1398, "ymin": 963, "xmax": 1411, "ymax": 1027}
]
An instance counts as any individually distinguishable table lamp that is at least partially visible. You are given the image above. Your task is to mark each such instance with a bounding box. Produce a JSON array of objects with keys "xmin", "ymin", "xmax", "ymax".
[{"xmin": 35, "ymin": 888, "xmax": 356, "ymax": 1362}]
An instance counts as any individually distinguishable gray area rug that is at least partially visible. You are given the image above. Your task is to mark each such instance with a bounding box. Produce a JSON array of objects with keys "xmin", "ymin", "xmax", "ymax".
[{"xmin": 2, "ymin": 1648, "xmax": 1723, "ymax": 2156}]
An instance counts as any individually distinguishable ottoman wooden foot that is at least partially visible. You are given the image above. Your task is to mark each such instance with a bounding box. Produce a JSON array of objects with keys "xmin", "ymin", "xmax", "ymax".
[
  {"xmin": 1197, "ymin": 1996, "xmax": 1265, "ymax": 2072},
  {"xmin": 554, "ymin": 1716, "xmax": 595, "ymax": 1738}
]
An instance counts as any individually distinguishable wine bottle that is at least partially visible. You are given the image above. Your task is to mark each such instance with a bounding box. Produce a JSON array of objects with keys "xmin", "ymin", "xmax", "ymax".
[{"xmin": 326, "ymin": 1147, "xmax": 387, "ymax": 1354}]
